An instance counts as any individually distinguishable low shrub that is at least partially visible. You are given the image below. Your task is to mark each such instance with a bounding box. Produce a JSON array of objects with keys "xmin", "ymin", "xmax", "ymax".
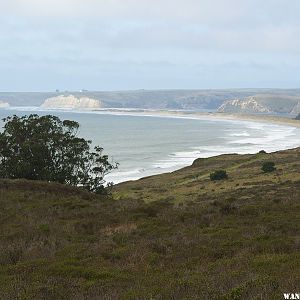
[
  {"xmin": 210, "ymin": 170, "xmax": 228, "ymax": 181},
  {"xmin": 262, "ymin": 161, "xmax": 276, "ymax": 173}
]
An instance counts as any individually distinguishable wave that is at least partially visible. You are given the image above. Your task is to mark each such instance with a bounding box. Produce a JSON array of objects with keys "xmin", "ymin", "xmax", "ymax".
[{"xmin": 147, "ymin": 122, "xmax": 299, "ymax": 174}]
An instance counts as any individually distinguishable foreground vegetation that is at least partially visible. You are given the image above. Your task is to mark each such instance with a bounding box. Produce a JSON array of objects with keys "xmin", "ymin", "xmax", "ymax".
[
  {"xmin": 0, "ymin": 115, "xmax": 117, "ymax": 193},
  {"xmin": 0, "ymin": 148, "xmax": 300, "ymax": 299}
]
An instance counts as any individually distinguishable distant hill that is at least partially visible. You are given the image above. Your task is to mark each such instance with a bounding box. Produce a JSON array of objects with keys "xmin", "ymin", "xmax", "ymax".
[
  {"xmin": 1, "ymin": 147, "xmax": 300, "ymax": 298},
  {"xmin": 1, "ymin": 89, "xmax": 300, "ymax": 115}
]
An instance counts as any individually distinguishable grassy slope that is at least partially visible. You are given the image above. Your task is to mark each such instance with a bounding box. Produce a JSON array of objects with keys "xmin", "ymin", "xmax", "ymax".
[{"xmin": 0, "ymin": 148, "xmax": 300, "ymax": 299}]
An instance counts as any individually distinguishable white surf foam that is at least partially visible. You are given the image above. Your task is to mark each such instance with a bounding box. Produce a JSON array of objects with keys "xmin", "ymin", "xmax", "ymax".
[{"xmin": 147, "ymin": 122, "xmax": 299, "ymax": 175}]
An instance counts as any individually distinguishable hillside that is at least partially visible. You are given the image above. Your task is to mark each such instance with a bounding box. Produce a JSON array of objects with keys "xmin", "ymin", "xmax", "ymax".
[
  {"xmin": 0, "ymin": 89, "xmax": 254, "ymax": 108},
  {"xmin": 218, "ymin": 94, "xmax": 300, "ymax": 114},
  {"xmin": 0, "ymin": 148, "xmax": 300, "ymax": 299},
  {"xmin": 1, "ymin": 89, "xmax": 300, "ymax": 115}
]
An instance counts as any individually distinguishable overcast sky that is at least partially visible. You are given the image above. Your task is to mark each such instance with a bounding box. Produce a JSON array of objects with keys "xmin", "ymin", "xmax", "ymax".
[{"xmin": 1, "ymin": 0, "xmax": 300, "ymax": 91}]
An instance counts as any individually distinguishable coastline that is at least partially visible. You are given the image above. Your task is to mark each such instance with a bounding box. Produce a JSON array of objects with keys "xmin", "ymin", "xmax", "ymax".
[
  {"xmin": 2, "ymin": 106, "xmax": 300, "ymax": 184},
  {"xmin": 92, "ymin": 109, "xmax": 300, "ymax": 183},
  {"xmin": 4, "ymin": 106, "xmax": 300, "ymax": 128},
  {"xmin": 90, "ymin": 108, "xmax": 300, "ymax": 129}
]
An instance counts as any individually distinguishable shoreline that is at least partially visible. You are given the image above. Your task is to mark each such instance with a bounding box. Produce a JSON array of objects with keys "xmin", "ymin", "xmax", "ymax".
[
  {"xmin": 4, "ymin": 106, "xmax": 300, "ymax": 128},
  {"xmin": 90, "ymin": 109, "xmax": 300, "ymax": 129},
  {"xmin": 93, "ymin": 109, "xmax": 300, "ymax": 183},
  {"xmin": 2, "ymin": 106, "xmax": 300, "ymax": 184}
]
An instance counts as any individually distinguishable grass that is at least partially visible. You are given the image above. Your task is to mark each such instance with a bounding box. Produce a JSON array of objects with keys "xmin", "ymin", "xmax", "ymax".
[{"xmin": 0, "ymin": 147, "xmax": 300, "ymax": 299}]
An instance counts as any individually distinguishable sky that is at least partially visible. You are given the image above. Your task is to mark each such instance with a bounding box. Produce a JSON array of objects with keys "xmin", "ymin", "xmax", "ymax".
[{"xmin": 1, "ymin": 0, "xmax": 300, "ymax": 91}]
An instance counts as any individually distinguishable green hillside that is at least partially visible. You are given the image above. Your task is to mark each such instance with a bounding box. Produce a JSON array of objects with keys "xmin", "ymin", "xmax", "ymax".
[{"xmin": 0, "ymin": 148, "xmax": 300, "ymax": 299}]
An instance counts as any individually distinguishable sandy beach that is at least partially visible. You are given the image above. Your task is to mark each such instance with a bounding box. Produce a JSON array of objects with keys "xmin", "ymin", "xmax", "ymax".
[
  {"xmin": 91, "ymin": 108, "xmax": 300, "ymax": 129},
  {"xmin": 12, "ymin": 105, "xmax": 300, "ymax": 128}
]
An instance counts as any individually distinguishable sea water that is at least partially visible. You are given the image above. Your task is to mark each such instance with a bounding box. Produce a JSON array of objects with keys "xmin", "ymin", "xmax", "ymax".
[{"xmin": 0, "ymin": 108, "xmax": 299, "ymax": 184}]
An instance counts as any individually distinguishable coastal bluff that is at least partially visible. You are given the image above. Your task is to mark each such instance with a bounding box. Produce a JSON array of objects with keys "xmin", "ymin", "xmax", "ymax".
[
  {"xmin": 41, "ymin": 95, "xmax": 102, "ymax": 110},
  {"xmin": 217, "ymin": 95, "xmax": 300, "ymax": 115},
  {"xmin": 217, "ymin": 97, "xmax": 271, "ymax": 113},
  {"xmin": 0, "ymin": 101, "xmax": 10, "ymax": 108}
]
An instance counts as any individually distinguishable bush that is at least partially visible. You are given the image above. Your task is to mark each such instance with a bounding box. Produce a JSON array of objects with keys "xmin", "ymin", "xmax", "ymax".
[
  {"xmin": 220, "ymin": 203, "xmax": 236, "ymax": 215},
  {"xmin": 262, "ymin": 161, "xmax": 276, "ymax": 173},
  {"xmin": 210, "ymin": 170, "xmax": 228, "ymax": 181},
  {"xmin": 259, "ymin": 150, "xmax": 267, "ymax": 154}
]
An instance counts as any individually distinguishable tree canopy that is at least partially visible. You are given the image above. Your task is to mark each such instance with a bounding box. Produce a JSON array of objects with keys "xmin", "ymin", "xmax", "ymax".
[{"xmin": 0, "ymin": 114, "xmax": 117, "ymax": 193}]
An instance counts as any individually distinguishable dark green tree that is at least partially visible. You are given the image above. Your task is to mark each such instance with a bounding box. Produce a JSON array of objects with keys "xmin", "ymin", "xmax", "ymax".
[
  {"xmin": 210, "ymin": 170, "xmax": 228, "ymax": 181},
  {"xmin": 262, "ymin": 161, "xmax": 276, "ymax": 173},
  {"xmin": 0, "ymin": 114, "xmax": 118, "ymax": 193}
]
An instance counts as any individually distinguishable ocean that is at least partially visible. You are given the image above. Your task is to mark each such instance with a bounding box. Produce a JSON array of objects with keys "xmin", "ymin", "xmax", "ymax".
[{"xmin": 1, "ymin": 108, "xmax": 300, "ymax": 184}]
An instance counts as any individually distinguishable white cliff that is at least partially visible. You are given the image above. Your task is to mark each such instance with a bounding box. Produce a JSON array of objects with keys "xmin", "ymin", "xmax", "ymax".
[
  {"xmin": 41, "ymin": 95, "xmax": 102, "ymax": 110},
  {"xmin": 290, "ymin": 101, "xmax": 300, "ymax": 115},
  {"xmin": 0, "ymin": 101, "xmax": 10, "ymax": 108},
  {"xmin": 218, "ymin": 97, "xmax": 271, "ymax": 113}
]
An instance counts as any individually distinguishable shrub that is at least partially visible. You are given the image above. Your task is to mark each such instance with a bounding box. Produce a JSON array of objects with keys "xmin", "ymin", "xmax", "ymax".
[
  {"xmin": 220, "ymin": 203, "xmax": 236, "ymax": 215},
  {"xmin": 210, "ymin": 170, "xmax": 228, "ymax": 181},
  {"xmin": 262, "ymin": 161, "xmax": 276, "ymax": 173},
  {"xmin": 259, "ymin": 150, "xmax": 267, "ymax": 154}
]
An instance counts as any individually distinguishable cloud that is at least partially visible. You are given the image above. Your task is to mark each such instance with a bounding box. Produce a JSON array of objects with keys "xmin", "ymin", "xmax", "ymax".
[
  {"xmin": 2, "ymin": 0, "xmax": 245, "ymax": 19},
  {"xmin": 3, "ymin": 0, "xmax": 299, "ymax": 25},
  {"xmin": 1, "ymin": 0, "xmax": 300, "ymax": 90}
]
